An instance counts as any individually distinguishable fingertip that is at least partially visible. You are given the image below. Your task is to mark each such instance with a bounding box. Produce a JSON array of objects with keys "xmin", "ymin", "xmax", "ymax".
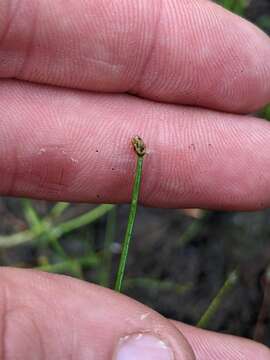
[
  {"xmin": 134, "ymin": 0, "xmax": 270, "ymax": 113},
  {"xmin": 0, "ymin": 268, "xmax": 195, "ymax": 360},
  {"xmin": 173, "ymin": 321, "xmax": 270, "ymax": 360}
]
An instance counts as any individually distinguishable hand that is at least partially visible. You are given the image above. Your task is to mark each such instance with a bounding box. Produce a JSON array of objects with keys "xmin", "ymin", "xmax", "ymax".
[
  {"xmin": 0, "ymin": 0, "xmax": 269, "ymax": 359},
  {"xmin": 1, "ymin": 267, "xmax": 269, "ymax": 359}
]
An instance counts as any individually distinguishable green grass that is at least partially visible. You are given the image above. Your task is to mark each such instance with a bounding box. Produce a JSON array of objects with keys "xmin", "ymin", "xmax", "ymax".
[{"xmin": 197, "ymin": 270, "xmax": 239, "ymax": 328}]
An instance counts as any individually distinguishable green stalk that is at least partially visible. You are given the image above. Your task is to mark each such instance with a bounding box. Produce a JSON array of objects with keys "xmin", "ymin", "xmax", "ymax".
[
  {"xmin": 177, "ymin": 212, "xmax": 209, "ymax": 247},
  {"xmin": 49, "ymin": 202, "xmax": 70, "ymax": 219},
  {"xmin": 0, "ymin": 205, "xmax": 114, "ymax": 248},
  {"xmin": 37, "ymin": 254, "xmax": 100, "ymax": 274},
  {"xmin": 21, "ymin": 199, "xmax": 41, "ymax": 229},
  {"xmin": 124, "ymin": 277, "xmax": 193, "ymax": 294},
  {"xmin": 114, "ymin": 136, "xmax": 146, "ymax": 292},
  {"xmin": 52, "ymin": 204, "xmax": 115, "ymax": 237},
  {"xmin": 99, "ymin": 207, "xmax": 117, "ymax": 287},
  {"xmin": 197, "ymin": 269, "xmax": 238, "ymax": 328},
  {"xmin": 21, "ymin": 199, "xmax": 67, "ymax": 258}
]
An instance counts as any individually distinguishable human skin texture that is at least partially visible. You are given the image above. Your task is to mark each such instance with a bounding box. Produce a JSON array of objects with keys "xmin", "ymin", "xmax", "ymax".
[{"xmin": 0, "ymin": 0, "xmax": 270, "ymax": 359}]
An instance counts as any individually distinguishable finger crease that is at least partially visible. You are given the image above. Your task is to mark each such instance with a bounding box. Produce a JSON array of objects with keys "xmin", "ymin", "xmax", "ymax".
[
  {"xmin": 129, "ymin": 0, "xmax": 164, "ymax": 93},
  {"xmin": 15, "ymin": 2, "xmax": 39, "ymax": 79},
  {"xmin": 0, "ymin": 0, "xmax": 21, "ymax": 48}
]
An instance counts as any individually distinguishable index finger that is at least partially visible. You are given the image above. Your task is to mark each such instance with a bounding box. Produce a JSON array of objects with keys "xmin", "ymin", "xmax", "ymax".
[{"xmin": 0, "ymin": 0, "xmax": 269, "ymax": 113}]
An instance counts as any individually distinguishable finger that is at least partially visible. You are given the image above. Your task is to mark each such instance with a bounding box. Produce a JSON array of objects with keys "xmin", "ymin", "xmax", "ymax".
[
  {"xmin": 0, "ymin": 267, "xmax": 194, "ymax": 360},
  {"xmin": 172, "ymin": 321, "xmax": 270, "ymax": 360},
  {"xmin": 1, "ymin": 80, "xmax": 270, "ymax": 210},
  {"xmin": 0, "ymin": 0, "xmax": 269, "ymax": 113}
]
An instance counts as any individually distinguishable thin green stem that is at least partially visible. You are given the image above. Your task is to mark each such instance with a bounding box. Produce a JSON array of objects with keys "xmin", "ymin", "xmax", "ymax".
[
  {"xmin": 49, "ymin": 202, "xmax": 70, "ymax": 219},
  {"xmin": 99, "ymin": 207, "xmax": 117, "ymax": 287},
  {"xmin": 114, "ymin": 139, "xmax": 145, "ymax": 292},
  {"xmin": 36, "ymin": 254, "xmax": 100, "ymax": 274},
  {"xmin": 48, "ymin": 233, "xmax": 68, "ymax": 258},
  {"xmin": 219, "ymin": 0, "xmax": 247, "ymax": 15},
  {"xmin": 0, "ymin": 205, "xmax": 114, "ymax": 248},
  {"xmin": 177, "ymin": 212, "xmax": 209, "ymax": 247},
  {"xmin": 21, "ymin": 199, "xmax": 68, "ymax": 258},
  {"xmin": 21, "ymin": 200, "xmax": 68, "ymax": 258},
  {"xmin": 51, "ymin": 204, "xmax": 115, "ymax": 237},
  {"xmin": 260, "ymin": 104, "xmax": 270, "ymax": 121},
  {"xmin": 197, "ymin": 269, "xmax": 238, "ymax": 328},
  {"xmin": 124, "ymin": 277, "xmax": 193, "ymax": 294},
  {"xmin": 21, "ymin": 199, "xmax": 41, "ymax": 229}
]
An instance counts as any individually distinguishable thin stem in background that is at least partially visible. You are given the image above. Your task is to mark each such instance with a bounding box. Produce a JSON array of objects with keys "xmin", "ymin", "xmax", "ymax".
[
  {"xmin": 37, "ymin": 254, "xmax": 100, "ymax": 274},
  {"xmin": 21, "ymin": 199, "xmax": 68, "ymax": 258},
  {"xmin": 177, "ymin": 212, "xmax": 209, "ymax": 247},
  {"xmin": 49, "ymin": 202, "xmax": 70, "ymax": 219},
  {"xmin": 260, "ymin": 104, "xmax": 270, "ymax": 121},
  {"xmin": 219, "ymin": 0, "xmax": 248, "ymax": 15},
  {"xmin": 124, "ymin": 277, "xmax": 193, "ymax": 295},
  {"xmin": 253, "ymin": 264, "xmax": 270, "ymax": 342},
  {"xmin": 0, "ymin": 205, "xmax": 115, "ymax": 248},
  {"xmin": 21, "ymin": 199, "xmax": 42, "ymax": 230},
  {"xmin": 114, "ymin": 136, "xmax": 146, "ymax": 292},
  {"xmin": 99, "ymin": 207, "xmax": 117, "ymax": 287},
  {"xmin": 52, "ymin": 204, "xmax": 115, "ymax": 237},
  {"xmin": 197, "ymin": 269, "xmax": 238, "ymax": 329}
]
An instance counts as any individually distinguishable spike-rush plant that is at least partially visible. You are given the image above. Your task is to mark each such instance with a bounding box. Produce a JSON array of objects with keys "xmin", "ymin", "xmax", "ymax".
[{"xmin": 114, "ymin": 136, "xmax": 146, "ymax": 292}]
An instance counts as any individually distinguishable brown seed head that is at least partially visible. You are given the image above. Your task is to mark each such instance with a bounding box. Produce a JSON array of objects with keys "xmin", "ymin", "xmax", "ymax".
[{"xmin": 131, "ymin": 136, "xmax": 146, "ymax": 157}]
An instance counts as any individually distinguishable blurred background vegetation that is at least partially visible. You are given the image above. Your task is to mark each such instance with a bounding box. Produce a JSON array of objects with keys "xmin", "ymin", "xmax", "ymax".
[{"xmin": 0, "ymin": 0, "xmax": 270, "ymax": 347}]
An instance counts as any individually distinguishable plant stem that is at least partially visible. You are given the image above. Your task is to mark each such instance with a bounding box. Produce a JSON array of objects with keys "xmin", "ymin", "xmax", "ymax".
[
  {"xmin": 49, "ymin": 202, "xmax": 70, "ymax": 219},
  {"xmin": 52, "ymin": 204, "xmax": 115, "ymax": 237},
  {"xmin": 114, "ymin": 137, "xmax": 145, "ymax": 292},
  {"xmin": 37, "ymin": 254, "xmax": 100, "ymax": 274},
  {"xmin": 21, "ymin": 199, "xmax": 41, "ymax": 229},
  {"xmin": 0, "ymin": 205, "xmax": 114, "ymax": 248},
  {"xmin": 99, "ymin": 207, "xmax": 117, "ymax": 287},
  {"xmin": 197, "ymin": 269, "xmax": 238, "ymax": 328},
  {"xmin": 177, "ymin": 212, "xmax": 209, "ymax": 247},
  {"xmin": 124, "ymin": 277, "xmax": 193, "ymax": 294}
]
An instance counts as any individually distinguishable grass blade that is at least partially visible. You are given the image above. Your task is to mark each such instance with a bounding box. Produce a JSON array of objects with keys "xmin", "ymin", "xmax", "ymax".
[
  {"xmin": 197, "ymin": 269, "xmax": 238, "ymax": 328},
  {"xmin": 99, "ymin": 207, "xmax": 117, "ymax": 287}
]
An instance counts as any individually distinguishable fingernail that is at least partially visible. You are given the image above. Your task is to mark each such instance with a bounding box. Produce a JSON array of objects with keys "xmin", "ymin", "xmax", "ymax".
[{"xmin": 115, "ymin": 333, "xmax": 174, "ymax": 360}]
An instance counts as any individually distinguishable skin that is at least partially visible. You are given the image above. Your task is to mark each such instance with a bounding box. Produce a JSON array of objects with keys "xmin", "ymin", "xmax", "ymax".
[{"xmin": 0, "ymin": 0, "xmax": 269, "ymax": 358}]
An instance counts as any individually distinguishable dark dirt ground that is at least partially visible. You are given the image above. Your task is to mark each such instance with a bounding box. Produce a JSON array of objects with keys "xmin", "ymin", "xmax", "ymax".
[{"xmin": 0, "ymin": 0, "xmax": 270, "ymax": 349}]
